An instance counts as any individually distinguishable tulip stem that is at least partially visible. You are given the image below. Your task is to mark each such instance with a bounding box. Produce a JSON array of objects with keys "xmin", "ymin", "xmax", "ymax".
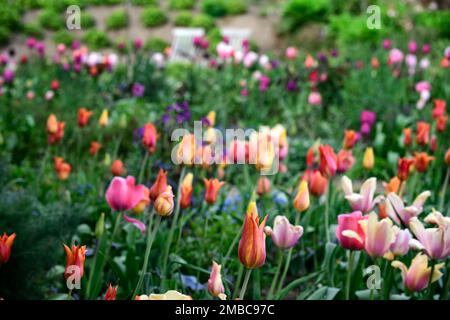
[
  {"xmin": 324, "ymin": 181, "xmax": 331, "ymax": 243},
  {"xmin": 345, "ymin": 250, "xmax": 355, "ymax": 300},
  {"xmin": 268, "ymin": 251, "xmax": 284, "ymax": 299},
  {"xmin": 441, "ymin": 261, "xmax": 450, "ymax": 300},
  {"xmin": 222, "ymin": 225, "xmax": 243, "ymax": 270},
  {"xmin": 133, "ymin": 212, "xmax": 161, "ymax": 298},
  {"xmin": 427, "ymin": 260, "xmax": 436, "ymax": 300},
  {"xmin": 439, "ymin": 168, "xmax": 449, "ymax": 214},
  {"xmin": 137, "ymin": 152, "xmax": 149, "ymax": 183},
  {"xmin": 239, "ymin": 269, "xmax": 252, "ymax": 300}
]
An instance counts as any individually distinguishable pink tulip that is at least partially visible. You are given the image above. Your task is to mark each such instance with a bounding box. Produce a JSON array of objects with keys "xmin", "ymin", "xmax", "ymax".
[
  {"xmin": 341, "ymin": 176, "xmax": 384, "ymax": 214},
  {"xmin": 264, "ymin": 216, "xmax": 303, "ymax": 250},
  {"xmin": 415, "ymin": 81, "xmax": 431, "ymax": 93},
  {"xmin": 105, "ymin": 176, "xmax": 146, "ymax": 211},
  {"xmin": 285, "ymin": 47, "xmax": 298, "ymax": 60},
  {"xmin": 389, "ymin": 226, "xmax": 411, "ymax": 257},
  {"xmin": 207, "ymin": 261, "xmax": 226, "ymax": 300},
  {"xmin": 308, "ymin": 91, "xmax": 322, "ymax": 106},
  {"xmin": 386, "ymin": 191, "xmax": 431, "ymax": 225},
  {"xmin": 388, "ymin": 48, "xmax": 404, "ymax": 65},
  {"xmin": 336, "ymin": 211, "xmax": 367, "ymax": 250}
]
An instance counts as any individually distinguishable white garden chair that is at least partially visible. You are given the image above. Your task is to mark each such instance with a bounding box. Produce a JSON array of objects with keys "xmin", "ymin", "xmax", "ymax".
[
  {"xmin": 220, "ymin": 28, "xmax": 252, "ymax": 52},
  {"xmin": 170, "ymin": 28, "xmax": 205, "ymax": 62}
]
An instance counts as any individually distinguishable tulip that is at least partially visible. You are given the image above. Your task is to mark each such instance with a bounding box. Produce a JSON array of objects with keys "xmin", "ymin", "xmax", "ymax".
[
  {"xmin": 304, "ymin": 54, "xmax": 315, "ymax": 68},
  {"xmin": 388, "ymin": 48, "xmax": 404, "ymax": 64},
  {"xmin": 319, "ymin": 144, "xmax": 337, "ymax": 178},
  {"xmin": 264, "ymin": 215, "xmax": 303, "ymax": 250},
  {"xmin": 47, "ymin": 115, "xmax": 65, "ymax": 145},
  {"xmin": 104, "ymin": 284, "xmax": 118, "ymax": 300},
  {"xmin": 63, "ymin": 244, "xmax": 86, "ymax": 279},
  {"xmin": 180, "ymin": 173, "xmax": 193, "ymax": 209},
  {"xmin": 397, "ymin": 158, "xmax": 414, "ymax": 181},
  {"xmin": 251, "ymin": 131, "xmax": 275, "ymax": 172},
  {"xmin": 204, "ymin": 178, "xmax": 225, "ymax": 205},
  {"xmin": 77, "ymin": 108, "xmax": 93, "ymax": 128},
  {"xmin": 136, "ymin": 290, "xmax": 192, "ymax": 300},
  {"xmin": 343, "ymin": 130, "xmax": 358, "ymax": 149},
  {"xmin": 304, "ymin": 170, "xmax": 328, "ymax": 197},
  {"xmin": 446, "ymin": 148, "xmax": 450, "ymax": 165},
  {"xmin": 436, "ymin": 115, "xmax": 448, "ymax": 133},
  {"xmin": 89, "ymin": 141, "xmax": 102, "ymax": 156},
  {"xmin": 271, "ymin": 124, "xmax": 288, "ymax": 161},
  {"xmin": 206, "ymin": 111, "xmax": 216, "ymax": 127},
  {"xmin": 357, "ymin": 213, "xmax": 395, "ymax": 257},
  {"xmin": 308, "ymin": 91, "xmax": 322, "ymax": 105},
  {"xmin": 142, "ymin": 123, "xmax": 157, "ymax": 154},
  {"xmin": 341, "ymin": 176, "xmax": 383, "ymax": 214},
  {"xmin": 0, "ymin": 233, "xmax": 16, "ymax": 264},
  {"xmin": 371, "ymin": 57, "xmax": 379, "ymax": 69},
  {"xmin": 47, "ymin": 114, "xmax": 58, "ymax": 134},
  {"xmin": 105, "ymin": 176, "xmax": 146, "ymax": 211},
  {"xmin": 99, "ymin": 109, "xmax": 109, "ymax": 127},
  {"xmin": 363, "ymin": 147, "xmax": 375, "ymax": 170},
  {"xmin": 132, "ymin": 186, "xmax": 150, "ymax": 214},
  {"xmin": 176, "ymin": 134, "xmax": 196, "ymax": 165},
  {"xmin": 56, "ymin": 161, "xmax": 71, "ymax": 180},
  {"xmin": 403, "ymin": 128, "xmax": 412, "ymax": 147},
  {"xmin": 149, "ymin": 168, "xmax": 168, "ymax": 202},
  {"xmin": 257, "ymin": 176, "xmax": 270, "ymax": 196},
  {"xmin": 228, "ymin": 139, "xmax": 249, "ymax": 164},
  {"xmin": 154, "ymin": 186, "xmax": 175, "ymax": 217},
  {"xmin": 285, "ymin": 47, "xmax": 298, "ymax": 60},
  {"xmin": 336, "ymin": 211, "xmax": 367, "ymax": 250},
  {"xmin": 432, "ymin": 99, "xmax": 446, "ymax": 119},
  {"xmin": 416, "ymin": 121, "xmax": 430, "ymax": 146},
  {"xmin": 386, "ymin": 191, "xmax": 431, "ymax": 225},
  {"xmin": 387, "ymin": 226, "xmax": 411, "ymax": 258},
  {"xmin": 409, "ymin": 211, "xmax": 450, "ymax": 260},
  {"xmin": 293, "ymin": 180, "xmax": 309, "ymax": 213},
  {"xmin": 414, "ymin": 152, "xmax": 434, "ymax": 173},
  {"xmin": 384, "ymin": 176, "xmax": 401, "ymax": 194},
  {"xmin": 392, "ymin": 253, "xmax": 444, "ymax": 292},
  {"xmin": 111, "ymin": 159, "xmax": 125, "ymax": 176},
  {"xmin": 207, "ymin": 261, "xmax": 226, "ymax": 300},
  {"xmin": 238, "ymin": 202, "xmax": 268, "ymax": 269}
]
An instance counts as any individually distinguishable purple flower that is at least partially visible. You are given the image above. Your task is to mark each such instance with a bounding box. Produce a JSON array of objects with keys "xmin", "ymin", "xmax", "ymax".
[
  {"xmin": 3, "ymin": 69, "xmax": 14, "ymax": 83},
  {"xmin": 26, "ymin": 37, "xmax": 37, "ymax": 49},
  {"xmin": 71, "ymin": 40, "xmax": 80, "ymax": 50},
  {"xmin": 132, "ymin": 83, "xmax": 145, "ymax": 97},
  {"xmin": 286, "ymin": 79, "xmax": 298, "ymax": 92},
  {"xmin": 383, "ymin": 39, "xmax": 391, "ymax": 50},
  {"xmin": 422, "ymin": 44, "xmax": 430, "ymax": 55},
  {"xmin": 36, "ymin": 42, "xmax": 45, "ymax": 56},
  {"xmin": 360, "ymin": 110, "xmax": 376, "ymax": 126},
  {"xmin": 134, "ymin": 38, "xmax": 143, "ymax": 50}
]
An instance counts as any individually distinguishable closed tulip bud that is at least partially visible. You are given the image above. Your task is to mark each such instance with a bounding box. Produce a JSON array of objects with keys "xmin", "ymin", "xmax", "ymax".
[
  {"xmin": 293, "ymin": 180, "xmax": 309, "ymax": 212},
  {"xmin": 95, "ymin": 213, "xmax": 105, "ymax": 239},
  {"xmin": 436, "ymin": 116, "xmax": 448, "ymax": 133},
  {"xmin": 336, "ymin": 211, "xmax": 367, "ymax": 250},
  {"xmin": 204, "ymin": 178, "xmax": 225, "ymax": 205},
  {"xmin": 257, "ymin": 176, "xmax": 270, "ymax": 196},
  {"xmin": 207, "ymin": 261, "xmax": 226, "ymax": 300},
  {"xmin": 0, "ymin": 233, "xmax": 16, "ymax": 264},
  {"xmin": 99, "ymin": 109, "xmax": 109, "ymax": 127},
  {"xmin": 392, "ymin": 253, "xmax": 444, "ymax": 292},
  {"xmin": 319, "ymin": 144, "xmax": 337, "ymax": 178},
  {"xmin": 103, "ymin": 153, "xmax": 111, "ymax": 167},
  {"xmin": 397, "ymin": 158, "xmax": 414, "ymax": 181},
  {"xmin": 47, "ymin": 114, "xmax": 58, "ymax": 134},
  {"xmin": 180, "ymin": 173, "xmax": 193, "ymax": 209},
  {"xmin": 403, "ymin": 128, "xmax": 412, "ymax": 147},
  {"xmin": 238, "ymin": 202, "xmax": 268, "ymax": 269},
  {"xmin": 63, "ymin": 244, "xmax": 86, "ymax": 279},
  {"xmin": 343, "ymin": 130, "xmax": 358, "ymax": 149},
  {"xmin": 111, "ymin": 159, "xmax": 125, "ymax": 176},
  {"xmin": 154, "ymin": 186, "xmax": 174, "ymax": 217},
  {"xmin": 264, "ymin": 215, "xmax": 303, "ymax": 249},
  {"xmin": 142, "ymin": 123, "xmax": 157, "ymax": 154},
  {"xmin": 77, "ymin": 108, "xmax": 93, "ymax": 128},
  {"xmin": 416, "ymin": 121, "xmax": 430, "ymax": 146},
  {"xmin": 206, "ymin": 111, "xmax": 216, "ymax": 127},
  {"xmin": 363, "ymin": 147, "xmax": 374, "ymax": 170},
  {"xmin": 104, "ymin": 284, "xmax": 118, "ymax": 300},
  {"xmin": 446, "ymin": 148, "xmax": 450, "ymax": 165},
  {"xmin": 119, "ymin": 114, "xmax": 128, "ymax": 129},
  {"xmin": 308, "ymin": 170, "xmax": 328, "ymax": 197},
  {"xmin": 149, "ymin": 169, "xmax": 168, "ymax": 202},
  {"xmin": 89, "ymin": 141, "xmax": 102, "ymax": 156},
  {"xmin": 414, "ymin": 152, "xmax": 434, "ymax": 173}
]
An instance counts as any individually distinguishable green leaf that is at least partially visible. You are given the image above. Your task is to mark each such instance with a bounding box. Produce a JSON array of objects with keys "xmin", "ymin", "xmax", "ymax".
[
  {"xmin": 275, "ymin": 271, "xmax": 322, "ymax": 300},
  {"xmin": 307, "ymin": 286, "xmax": 340, "ymax": 300}
]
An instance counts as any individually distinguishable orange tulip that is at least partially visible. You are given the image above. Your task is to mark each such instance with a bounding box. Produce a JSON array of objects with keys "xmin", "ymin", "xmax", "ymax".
[
  {"xmin": 397, "ymin": 158, "xmax": 414, "ymax": 181},
  {"xmin": 47, "ymin": 115, "xmax": 65, "ymax": 145},
  {"xmin": 436, "ymin": 115, "xmax": 448, "ymax": 133},
  {"xmin": 238, "ymin": 202, "xmax": 268, "ymax": 269},
  {"xmin": 414, "ymin": 152, "xmax": 434, "ymax": 173},
  {"xmin": 203, "ymin": 178, "xmax": 225, "ymax": 205},
  {"xmin": 304, "ymin": 169, "xmax": 328, "ymax": 197},
  {"xmin": 294, "ymin": 180, "xmax": 310, "ymax": 212},
  {"xmin": 89, "ymin": 141, "xmax": 102, "ymax": 156},
  {"xmin": 47, "ymin": 114, "xmax": 58, "ymax": 134},
  {"xmin": 149, "ymin": 168, "xmax": 168, "ymax": 202},
  {"xmin": 343, "ymin": 130, "xmax": 358, "ymax": 149},
  {"xmin": 53, "ymin": 157, "xmax": 71, "ymax": 180},
  {"xmin": 176, "ymin": 134, "xmax": 196, "ymax": 165},
  {"xmin": 403, "ymin": 128, "xmax": 412, "ymax": 147},
  {"xmin": 416, "ymin": 121, "xmax": 430, "ymax": 146},
  {"xmin": 257, "ymin": 176, "xmax": 270, "ymax": 196},
  {"xmin": 0, "ymin": 233, "xmax": 16, "ymax": 264},
  {"xmin": 384, "ymin": 176, "xmax": 401, "ymax": 194},
  {"xmin": 104, "ymin": 284, "xmax": 118, "ymax": 300},
  {"xmin": 180, "ymin": 173, "xmax": 193, "ymax": 209},
  {"xmin": 142, "ymin": 123, "xmax": 157, "ymax": 154},
  {"xmin": 445, "ymin": 148, "xmax": 450, "ymax": 166},
  {"xmin": 371, "ymin": 57, "xmax": 379, "ymax": 69},
  {"xmin": 63, "ymin": 244, "xmax": 86, "ymax": 279},
  {"xmin": 77, "ymin": 108, "xmax": 93, "ymax": 128},
  {"xmin": 111, "ymin": 159, "xmax": 125, "ymax": 176}
]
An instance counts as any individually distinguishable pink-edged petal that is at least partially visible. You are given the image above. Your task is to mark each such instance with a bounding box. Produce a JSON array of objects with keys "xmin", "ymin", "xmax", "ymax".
[{"xmin": 123, "ymin": 214, "xmax": 146, "ymax": 235}]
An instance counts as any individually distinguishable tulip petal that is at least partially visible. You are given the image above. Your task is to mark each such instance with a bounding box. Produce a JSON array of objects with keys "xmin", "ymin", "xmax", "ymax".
[{"xmin": 123, "ymin": 214, "xmax": 146, "ymax": 235}]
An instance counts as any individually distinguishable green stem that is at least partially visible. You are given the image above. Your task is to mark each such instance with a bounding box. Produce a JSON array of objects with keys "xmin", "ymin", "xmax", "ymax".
[
  {"xmin": 239, "ymin": 269, "xmax": 253, "ymax": 300},
  {"xmin": 345, "ymin": 250, "xmax": 355, "ymax": 300},
  {"xmin": 268, "ymin": 251, "xmax": 284, "ymax": 299},
  {"xmin": 324, "ymin": 181, "xmax": 331, "ymax": 243},
  {"xmin": 428, "ymin": 260, "xmax": 436, "ymax": 300},
  {"xmin": 233, "ymin": 264, "xmax": 244, "ymax": 299},
  {"xmin": 222, "ymin": 226, "xmax": 242, "ymax": 270},
  {"xmin": 137, "ymin": 152, "xmax": 149, "ymax": 184},
  {"xmin": 133, "ymin": 212, "xmax": 161, "ymax": 297},
  {"xmin": 441, "ymin": 260, "xmax": 450, "ymax": 300},
  {"xmin": 439, "ymin": 168, "xmax": 450, "ymax": 213}
]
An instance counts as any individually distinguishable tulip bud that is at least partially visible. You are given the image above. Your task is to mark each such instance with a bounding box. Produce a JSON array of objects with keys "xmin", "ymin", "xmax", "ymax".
[
  {"xmin": 99, "ymin": 109, "xmax": 109, "ymax": 127},
  {"xmin": 119, "ymin": 114, "xmax": 128, "ymax": 129},
  {"xmin": 257, "ymin": 176, "xmax": 270, "ymax": 196},
  {"xmin": 154, "ymin": 186, "xmax": 174, "ymax": 216},
  {"xmin": 319, "ymin": 144, "xmax": 337, "ymax": 178},
  {"xmin": 445, "ymin": 148, "xmax": 450, "ymax": 166},
  {"xmin": 343, "ymin": 130, "xmax": 358, "ymax": 149},
  {"xmin": 293, "ymin": 180, "xmax": 309, "ymax": 212},
  {"xmin": 204, "ymin": 178, "xmax": 225, "ymax": 205},
  {"xmin": 111, "ymin": 159, "xmax": 125, "ymax": 176},
  {"xmin": 207, "ymin": 261, "xmax": 226, "ymax": 300},
  {"xmin": 397, "ymin": 158, "xmax": 414, "ymax": 181},
  {"xmin": 103, "ymin": 153, "xmax": 112, "ymax": 167},
  {"xmin": 95, "ymin": 213, "xmax": 105, "ymax": 239},
  {"xmin": 206, "ymin": 111, "xmax": 216, "ymax": 127},
  {"xmin": 104, "ymin": 284, "xmax": 118, "ymax": 300},
  {"xmin": 363, "ymin": 147, "xmax": 374, "ymax": 170},
  {"xmin": 180, "ymin": 173, "xmax": 193, "ymax": 209},
  {"xmin": 63, "ymin": 244, "xmax": 87, "ymax": 279},
  {"xmin": 0, "ymin": 233, "xmax": 16, "ymax": 264},
  {"xmin": 403, "ymin": 128, "xmax": 412, "ymax": 147},
  {"xmin": 47, "ymin": 114, "xmax": 58, "ymax": 134},
  {"xmin": 149, "ymin": 169, "xmax": 168, "ymax": 202}
]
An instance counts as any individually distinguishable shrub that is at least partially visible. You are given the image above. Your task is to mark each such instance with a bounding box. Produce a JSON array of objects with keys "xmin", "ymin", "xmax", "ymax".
[
  {"xmin": 0, "ymin": 26, "xmax": 10, "ymax": 46},
  {"xmin": 52, "ymin": 30, "xmax": 76, "ymax": 46},
  {"xmin": 174, "ymin": 11, "xmax": 193, "ymax": 26},
  {"xmin": 0, "ymin": 3, "xmax": 21, "ymax": 33},
  {"xmin": 281, "ymin": 0, "xmax": 330, "ymax": 33},
  {"xmin": 131, "ymin": 0, "xmax": 157, "ymax": 5},
  {"xmin": 23, "ymin": 23, "xmax": 44, "ymax": 39},
  {"xmin": 225, "ymin": 0, "xmax": 247, "ymax": 15},
  {"xmin": 190, "ymin": 14, "xmax": 215, "ymax": 30},
  {"xmin": 201, "ymin": 0, "xmax": 227, "ymax": 18},
  {"xmin": 169, "ymin": 0, "xmax": 195, "ymax": 10},
  {"xmin": 140, "ymin": 6, "xmax": 168, "ymax": 27},
  {"xmin": 144, "ymin": 37, "xmax": 169, "ymax": 52},
  {"xmin": 329, "ymin": 14, "xmax": 386, "ymax": 45},
  {"xmin": 105, "ymin": 9, "xmax": 129, "ymax": 30},
  {"xmin": 40, "ymin": 0, "xmax": 86, "ymax": 11},
  {"xmin": 83, "ymin": 0, "xmax": 122, "ymax": 5},
  {"xmin": 80, "ymin": 12, "xmax": 96, "ymax": 28},
  {"xmin": 82, "ymin": 29, "xmax": 111, "ymax": 49},
  {"xmin": 38, "ymin": 9, "xmax": 63, "ymax": 31},
  {"xmin": 416, "ymin": 11, "xmax": 450, "ymax": 38}
]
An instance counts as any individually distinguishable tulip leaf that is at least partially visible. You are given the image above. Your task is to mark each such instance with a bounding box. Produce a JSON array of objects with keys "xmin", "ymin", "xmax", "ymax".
[
  {"xmin": 355, "ymin": 289, "xmax": 380, "ymax": 300},
  {"xmin": 307, "ymin": 286, "xmax": 340, "ymax": 300},
  {"xmin": 275, "ymin": 271, "xmax": 322, "ymax": 300}
]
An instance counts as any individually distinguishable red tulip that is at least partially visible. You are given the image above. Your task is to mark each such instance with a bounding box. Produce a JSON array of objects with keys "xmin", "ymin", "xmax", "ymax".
[
  {"xmin": 432, "ymin": 99, "xmax": 446, "ymax": 119},
  {"xmin": 403, "ymin": 128, "xmax": 412, "ymax": 147},
  {"xmin": 89, "ymin": 141, "xmax": 102, "ymax": 156},
  {"xmin": 343, "ymin": 130, "xmax": 358, "ymax": 149},
  {"xmin": 63, "ymin": 244, "xmax": 86, "ymax": 279},
  {"xmin": 0, "ymin": 233, "xmax": 16, "ymax": 264},
  {"xmin": 142, "ymin": 123, "xmax": 157, "ymax": 154},
  {"xmin": 77, "ymin": 108, "xmax": 93, "ymax": 128},
  {"xmin": 203, "ymin": 178, "xmax": 225, "ymax": 205},
  {"xmin": 397, "ymin": 158, "xmax": 414, "ymax": 181},
  {"xmin": 319, "ymin": 144, "xmax": 337, "ymax": 178},
  {"xmin": 111, "ymin": 160, "xmax": 125, "ymax": 176},
  {"xmin": 104, "ymin": 284, "xmax": 118, "ymax": 300},
  {"xmin": 416, "ymin": 121, "xmax": 430, "ymax": 146}
]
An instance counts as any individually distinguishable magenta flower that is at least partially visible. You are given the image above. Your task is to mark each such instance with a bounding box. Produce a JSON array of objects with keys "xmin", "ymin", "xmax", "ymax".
[
  {"xmin": 264, "ymin": 215, "xmax": 303, "ymax": 250},
  {"xmin": 408, "ymin": 41, "xmax": 417, "ymax": 54},
  {"xmin": 132, "ymin": 83, "xmax": 145, "ymax": 97},
  {"xmin": 388, "ymin": 48, "xmax": 404, "ymax": 64},
  {"xmin": 308, "ymin": 91, "xmax": 322, "ymax": 106},
  {"xmin": 105, "ymin": 176, "xmax": 146, "ymax": 211},
  {"xmin": 336, "ymin": 211, "xmax": 367, "ymax": 250}
]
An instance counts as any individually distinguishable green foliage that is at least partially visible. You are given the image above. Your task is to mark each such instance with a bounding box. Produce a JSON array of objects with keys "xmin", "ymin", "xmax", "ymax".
[
  {"xmin": 0, "ymin": 1, "xmax": 21, "ymax": 42},
  {"xmin": 0, "ymin": 26, "xmax": 10, "ymax": 46},
  {"xmin": 38, "ymin": 9, "xmax": 63, "ymax": 31},
  {"xmin": 52, "ymin": 30, "xmax": 76, "ymax": 46},
  {"xmin": 23, "ymin": 23, "xmax": 45, "ymax": 39},
  {"xmin": 174, "ymin": 11, "xmax": 194, "ymax": 26},
  {"xmin": 140, "ymin": 6, "xmax": 168, "ymax": 27},
  {"xmin": 169, "ymin": 0, "xmax": 195, "ymax": 10},
  {"xmin": 82, "ymin": 29, "xmax": 111, "ymax": 49},
  {"xmin": 191, "ymin": 14, "xmax": 215, "ymax": 30},
  {"xmin": 416, "ymin": 11, "xmax": 450, "ymax": 38},
  {"xmin": 281, "ymin": 0, "xmax": 330, "ymax": 33},
  {"xmin": 144, "ymin": 37, "xmax": 169, "ymax": 52},
  {"xmin": 40, "ymin": 0, "xmax": 86, "ymax": 11},
  {"xmin": 225, "ymin": 0, "xmax": 247, "ymax": 15},
  {"xmin": 81, "ymin": 12, "xmax": 96, "ymax": 28},
  {"xmin": 329, "ymin": 14, "xmax": 386, "ymax": 45},
  {"xmin": 201, "ymin": 0, "xmax": 227, "ymax": 18},
  {"xmin": 131, "ymin": 0, "xmax": 157, "ymax": 5},
  {"xmin": 83, "ymin": 0, "xmax": 123, "ymax": 5},
  {"xmin": 105, "ymin": 9, "xmax": 129, "ymax": 30}
]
